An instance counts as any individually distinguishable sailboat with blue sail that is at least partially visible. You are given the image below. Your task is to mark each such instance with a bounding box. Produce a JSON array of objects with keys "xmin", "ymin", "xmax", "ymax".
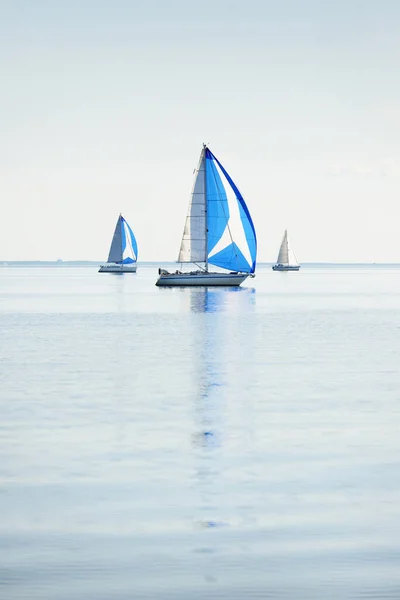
[
  {"xmin": 99, "ymin": 214, "xmax": 138, "ymax": 273},
  {"xmin": 156, "ymin": 144, "xmax": 257, "ymax": 286}
]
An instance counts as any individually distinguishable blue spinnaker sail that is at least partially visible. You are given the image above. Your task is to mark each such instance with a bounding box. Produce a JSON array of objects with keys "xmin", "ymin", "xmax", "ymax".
[
  {"xmin": 120, "ymin": 216, "xmax": 138, "ymax": 264},
  {"xmin": 205, "ymin": 148, "xmax": 257, "ymax": 273}
]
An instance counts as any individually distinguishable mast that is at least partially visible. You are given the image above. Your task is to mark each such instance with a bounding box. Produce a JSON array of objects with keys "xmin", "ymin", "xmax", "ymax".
[
  {"xmin": 119, "ymin": 214, "xmax": 123, "ymax": 261},
  {"xmin": 204, "ymin": 143, "xmax": 208, "ymax": 272}
]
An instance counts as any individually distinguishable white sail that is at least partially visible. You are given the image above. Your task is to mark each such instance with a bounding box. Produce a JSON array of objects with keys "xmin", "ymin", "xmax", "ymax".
[
  {"xmin": 276, "ymin": 230, "xmax": 298, "ymax": 265},
  {"xmin": 177, "ymin": 149, "xmax": 207, "ymax": 263},
  {"xmin": 276, "ymin": 230, "xmax": 289, "ymax": 264}
]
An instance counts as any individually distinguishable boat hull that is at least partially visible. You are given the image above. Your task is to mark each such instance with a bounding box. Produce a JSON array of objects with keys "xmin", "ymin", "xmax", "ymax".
[
  {"xmin": 155, "ymin": 270, "xmax": 249, "ymax": 287},
  {"xmin": 272, "ymin": 264, "xmax": 300, "ymax": 271},
  {"xmin": 98, "ymin": 263, "xmax": 137, "ymax": 273}
]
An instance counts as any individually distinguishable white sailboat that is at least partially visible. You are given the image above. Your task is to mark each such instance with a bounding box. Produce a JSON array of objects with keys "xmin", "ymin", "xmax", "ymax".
[
  {"xmin": 156, "ymin": 144, "xmax": 257, "ymax": 287},
  {"xmin": 99, "ymin": 214, "xmax": 138, "ymax": 273},
  {"xmin": 272, "ymin": 229, "xmax": 300, "ymax": 271}
]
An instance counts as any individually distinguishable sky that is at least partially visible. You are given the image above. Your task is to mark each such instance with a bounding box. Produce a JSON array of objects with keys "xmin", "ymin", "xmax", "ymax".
[{"xmin": 1, "ymin": 0, "xmax": 400, "ymax": 262}]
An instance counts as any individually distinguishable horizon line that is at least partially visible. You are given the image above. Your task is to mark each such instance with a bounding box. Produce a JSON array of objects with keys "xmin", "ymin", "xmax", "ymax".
[{"xmin": 2, "ymin": 260, "xmax": 400, "ymax": 266}]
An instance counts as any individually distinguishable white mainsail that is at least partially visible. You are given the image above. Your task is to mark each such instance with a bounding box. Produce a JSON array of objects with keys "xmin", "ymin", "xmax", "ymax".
[
  {"xmin": 276, "ymin": 230, "xmax": 298, "ymax": 265},
  {"xmin": 177, "ymin": 149, "xmax": 207, "ymax": 263}
]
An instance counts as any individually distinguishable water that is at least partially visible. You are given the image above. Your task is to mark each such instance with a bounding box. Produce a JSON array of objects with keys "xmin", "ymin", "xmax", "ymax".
[{"xmin": 1, "ymin": 263, "xmax": 400, "ymax": 599}]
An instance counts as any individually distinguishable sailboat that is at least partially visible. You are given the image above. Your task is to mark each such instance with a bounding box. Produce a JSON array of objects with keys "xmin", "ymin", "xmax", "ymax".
[
  {"xmin": 272, "ymin": 229, "xmax": 300, "ymax": 271},
  {"xmin": 98, "ymin": 214, "xmax": 138, "ymax": 273},
  {"xmin": 156, "ymin": 144, "xmax": 257, "ymax": 286}
]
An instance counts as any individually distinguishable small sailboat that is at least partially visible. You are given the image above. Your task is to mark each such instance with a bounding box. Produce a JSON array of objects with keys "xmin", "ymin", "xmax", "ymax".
[
  {"xmin": 98, "ymin": 214, "xmax": 138, "ymax": 273},
  {"xmin": 272, "ymin": 229, "xmax": 300, "ymax": 271},
  {"xmin": 156, "ymin": 144, "xmax": 257, "ymax": 286}
]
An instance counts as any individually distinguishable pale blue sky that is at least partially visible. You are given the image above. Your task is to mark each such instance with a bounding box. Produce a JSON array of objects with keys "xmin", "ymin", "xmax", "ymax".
[{"xmin": 1, "ymin": 0, "xmax": 400, "ymax": 261}]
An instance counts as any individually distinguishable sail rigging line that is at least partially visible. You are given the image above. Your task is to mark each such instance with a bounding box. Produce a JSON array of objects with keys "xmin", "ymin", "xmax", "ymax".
[
  {"xmin": 193, "ymin": 262, "xmax": 207, "ymax": 271},
  {"xmin": 290, "ymin": 242, "xmax": 299, "ymax": 265}
]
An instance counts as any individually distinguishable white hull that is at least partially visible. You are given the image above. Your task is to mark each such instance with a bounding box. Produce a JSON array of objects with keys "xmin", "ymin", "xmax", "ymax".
[
  {"xmin": 272, "ymin": 264, "xmax": 300, "ymax": 271},
  {"xmin": 98, "ymin": 263, "xmax": 137, "ymax": 273},
  {"xmin": 155, "ymin": 270, "xmax": 249, "ymax": 287}
]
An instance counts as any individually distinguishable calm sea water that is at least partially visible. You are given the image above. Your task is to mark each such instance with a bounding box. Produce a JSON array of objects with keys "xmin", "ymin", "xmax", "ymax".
[{"xmin": 1, "ymin": 263, "xmax": 400, "ymax": 599}]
